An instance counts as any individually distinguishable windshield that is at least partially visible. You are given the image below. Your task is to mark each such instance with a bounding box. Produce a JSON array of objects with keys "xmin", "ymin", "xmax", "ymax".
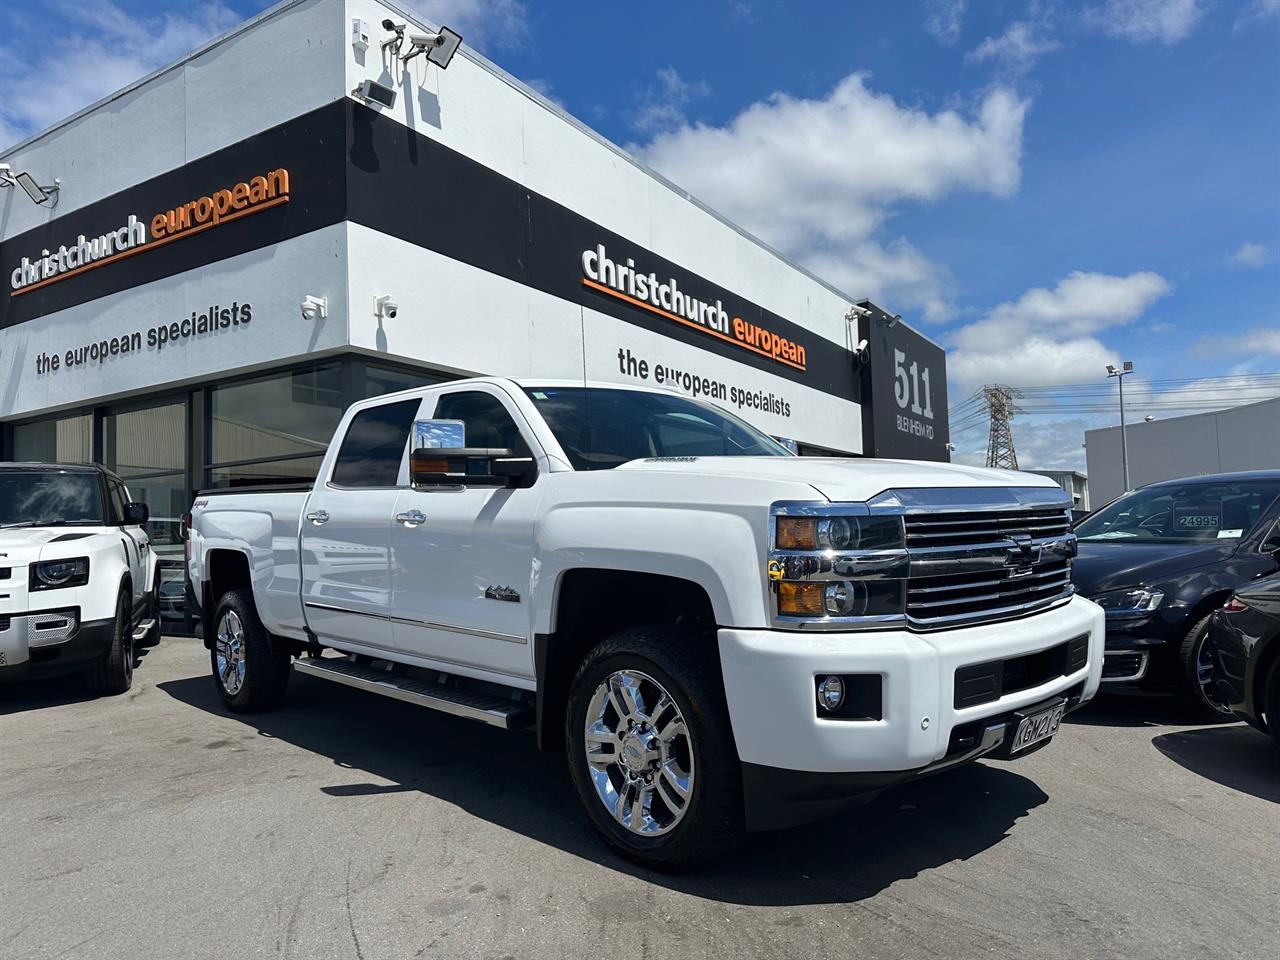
[
  {"xmin": 523, "ymin": 387, "xmax": 793, "ymax": 470},
  {"xmin": 1074, "ymin": 478, "xmax": 1280, "ymax": 544},
  {"xmin": 0, "ymin": 470, "xmax": 107, "ymax": 527}
]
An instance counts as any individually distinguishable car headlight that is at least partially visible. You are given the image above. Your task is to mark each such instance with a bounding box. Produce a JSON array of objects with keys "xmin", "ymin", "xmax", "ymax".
[
  {"xmin": 1092, "ymin": 587, "xmax": 1164, "ymax": 616},
  {"xmin": 29, "ymin": 557, "xmax": 90, "ymax": 591},
  {"xmin": 771, "ymin": 510, "xmax": 907, "ymax": 625}
]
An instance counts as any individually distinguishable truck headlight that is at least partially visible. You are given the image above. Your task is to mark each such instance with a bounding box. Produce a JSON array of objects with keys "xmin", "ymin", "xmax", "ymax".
[
  {"xmin": 29, "ymin": 557, "xmax": 90, "ymax": 591},
  {"xmin": 771, "ymin": 509, "xmax": 908, "ymax": 627},
  {"xmin": 775, "ymin": 515, "xmax": 904, "ymax": 551},
  {"xmin": 1092, "ymin": 587, "xmax": 1164, "ymax": 616}
]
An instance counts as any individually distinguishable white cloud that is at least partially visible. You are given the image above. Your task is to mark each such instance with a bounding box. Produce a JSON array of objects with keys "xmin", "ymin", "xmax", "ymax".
[
  {"xmin": 1211, "ymin": 326, "xmax": 1280, "ymax": 356},
  {"xmin": 968, "ymin": 21, "xmax": 1061, "ymax": 76},
  {"xmin": 1084, "ymin": 0, "xmax": 1205, "ymax": 45},
  {"xmin": 408, "ymin": 0, "xmax": 529, "ymax": 52},
  {"xmin": 947, "ymin": 270, "xmax": 1172, "ymax": 389},
  {"xmin": 630, "ymin": 68, "xmax": 711, "ymax": 137},
  {"xmin": 636, "ymin": 74, "xmax": 1027, "ymax": 318},
  {"xmin": 924, "ymin": 0, "xmax": 967, "ymax": 45},
  {"xmin": 0, "ymin": 1, "xmax": 240, "ymax": 152},
  {"xmin": 1235, "ymin": 0, "xmax": 1280, "ymax": 31},
  {"xmin": 1227, "ymin": 241, "xmax": 1272, "ymax": 269}
]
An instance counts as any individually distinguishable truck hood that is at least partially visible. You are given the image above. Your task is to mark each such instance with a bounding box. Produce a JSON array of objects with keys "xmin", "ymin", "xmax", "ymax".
[
  {"xmin": 614, "ymin": 456, "xmax": 1053, "ymax": 503},
  {"xmin": 0, "ymin": 526, "xmax": 111, "ymax": 565}
]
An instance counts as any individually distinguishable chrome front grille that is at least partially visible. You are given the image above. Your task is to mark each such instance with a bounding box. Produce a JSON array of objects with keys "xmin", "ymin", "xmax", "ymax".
[
  {"xmin": 903, "ymin": 503, "xmax": 1074, "ymax": 630},
  {"xmin": 904, "ymin": 509, "xmax": 1072, "ymax": 548}
]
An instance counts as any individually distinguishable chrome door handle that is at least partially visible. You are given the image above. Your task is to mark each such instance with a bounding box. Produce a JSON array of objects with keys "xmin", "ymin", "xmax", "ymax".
[
  {"xmin": 396, "ymin": 509, "xmax": 427, "ymax": 526},
  {"xmin": 306, "ymin": 510, "xmax": 330, "ymax": 525}
]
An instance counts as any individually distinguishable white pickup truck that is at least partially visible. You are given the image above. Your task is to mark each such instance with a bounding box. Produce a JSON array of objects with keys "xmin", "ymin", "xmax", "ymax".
[{"xmin": 188, "ymin": 378, "xmax": 1104, "ymax": 866}]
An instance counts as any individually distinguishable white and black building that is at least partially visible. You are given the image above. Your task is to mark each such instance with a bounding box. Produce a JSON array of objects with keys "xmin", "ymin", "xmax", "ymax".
[{"xmin": 0, "ymin": 0, "xmax": 949, "ymax": 631}]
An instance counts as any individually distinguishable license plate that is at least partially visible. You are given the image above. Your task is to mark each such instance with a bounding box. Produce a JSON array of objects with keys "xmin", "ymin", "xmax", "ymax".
[{"xmin": 1008, "ymin": 699, "xmax": 1066, "ymax": 755}]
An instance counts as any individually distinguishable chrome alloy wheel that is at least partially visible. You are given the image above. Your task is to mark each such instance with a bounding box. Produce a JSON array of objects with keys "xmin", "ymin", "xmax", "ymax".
[
  {"xmin": 215, "ymin": 610, "xmax": 247, "ymax": 696},
  {"xmin": 583, "ymin": 670, "xmax": 695, "ymax": 837},
  {"xmin": 1194, "ymin": 631, "xmax": 1232, "ymax": 717}
]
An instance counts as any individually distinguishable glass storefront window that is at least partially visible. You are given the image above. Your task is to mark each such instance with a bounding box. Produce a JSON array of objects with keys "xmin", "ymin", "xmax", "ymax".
[
  {"xmin": 103, "ymin": 399, "xmax": 191, "ymax": 632},
  {"xmin": 211, "ymin": 364, "xmax": 344, "ymax": 464},
  {"xmin": 11, "ymin": 413, "xmax": 92, "ymax": 463},
  {"xmin": 365, "ymin": 363, "xmax": 445, "ymax": 398},
  {"xmin": 208, "ymin": 455, "xmax": 325, "ymax": 488}
]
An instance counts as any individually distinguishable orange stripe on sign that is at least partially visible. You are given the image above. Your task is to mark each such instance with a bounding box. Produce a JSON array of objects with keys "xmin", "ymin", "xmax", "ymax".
[
  {"xmin": 10, "ymin": 194, "xmax": 291, "ymax": 297},
  {"xmin": 580, "ymin": 277, "xmax": 806, "ymax": 371}
]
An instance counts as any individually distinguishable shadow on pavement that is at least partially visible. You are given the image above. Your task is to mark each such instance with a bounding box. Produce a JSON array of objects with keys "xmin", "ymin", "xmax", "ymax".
[
  {"xmin": 1152, "ymin": 726, "xmax": 1279, "ymax": 803},
  {"xmin": 1064, "ymin": 693, "xmax": 1193, "ymax": 728},
  {"xmin": 0, "ymin": 645, "xmax": 156, "ymax": 716},
  {"xmin": 159, "ymin": 669, "xmax": 1047, "ymax": 906}
]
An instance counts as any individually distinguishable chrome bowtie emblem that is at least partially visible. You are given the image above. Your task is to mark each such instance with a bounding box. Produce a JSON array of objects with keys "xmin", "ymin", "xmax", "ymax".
[{"xmin": 1005, "ymin": 532, "xmax": 1040, "ymax": 576}]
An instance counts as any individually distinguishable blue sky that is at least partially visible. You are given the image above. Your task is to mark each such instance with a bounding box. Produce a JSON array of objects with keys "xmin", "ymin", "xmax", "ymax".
[{"xmin": 2, "ymin": 0, "xmax": 1277, "ymax": 467}]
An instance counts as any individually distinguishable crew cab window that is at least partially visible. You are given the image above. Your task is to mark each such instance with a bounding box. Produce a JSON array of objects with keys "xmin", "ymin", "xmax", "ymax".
[
  {"xmin": 433, "ymin": 391, "xmax": 529, "ymax": 453},
  {"xmin": 1075, "ymin": 478, "xmax": 1280, "ymax": 543},
  {"xmin": 331, "ymin": 399, "xmax": 421, "ymax": 487}
]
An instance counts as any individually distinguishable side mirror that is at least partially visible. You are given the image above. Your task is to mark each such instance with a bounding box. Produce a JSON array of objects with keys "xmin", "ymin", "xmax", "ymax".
[
  {"xmin": 124, "ymin": 501, "xmax": 149, "ymax": 525},
  {"xmin": 410, "ymin": 447, "xmax": 537, "ymax": 488}
]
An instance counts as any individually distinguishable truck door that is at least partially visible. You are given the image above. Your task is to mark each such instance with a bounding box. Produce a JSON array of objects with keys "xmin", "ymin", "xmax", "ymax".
[
  {"xmin": 300, "ymin": 397, "xmax": 423, "ymax": 654},
  {"xmin": 390, "ymin": 386, "xmax": 541, "ymax": 681}
]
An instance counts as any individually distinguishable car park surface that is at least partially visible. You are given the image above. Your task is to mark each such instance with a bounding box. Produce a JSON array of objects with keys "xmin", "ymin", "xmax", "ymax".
[{"xmin": 1, "ymin": 638, "xmax": 1276, "ymax": 960}]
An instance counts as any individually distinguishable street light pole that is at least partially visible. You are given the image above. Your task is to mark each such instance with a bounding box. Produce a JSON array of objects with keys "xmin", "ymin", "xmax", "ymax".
[{"xmin": 1106, "ymin": 361, "xmax": 1134, "ymax": 491}]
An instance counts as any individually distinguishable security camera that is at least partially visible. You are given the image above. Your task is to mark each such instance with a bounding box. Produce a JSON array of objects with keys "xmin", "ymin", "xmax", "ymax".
[
  {"xmin": 401, "ymin": 25, "xmax": 462, "ymax": 68},
  {"xmin": 381, "ymin": 19, "xmax": 406, "ymax": 53},
  {"xmin": 845, "ymin": 304, "xmax": 872, "ymax": 321},
  {"xmin": 852, "ymin": 338, "xmax": 870, "ymax": 366},
  {"xmin": 884, "ymin": 314, "xmax": 902, "ymax": 329},
  {"xmin": 375, "ymin": 295, "xmax": 398, "ymax": 320},
  {"xmin": 300, "ymin": 295, "xmax": 327, "ymax": 322}
]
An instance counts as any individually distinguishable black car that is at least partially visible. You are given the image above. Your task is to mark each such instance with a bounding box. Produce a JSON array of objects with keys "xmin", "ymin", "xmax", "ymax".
[
  {"xmin": 1209, "ymin": 571, "xmax": 1280, "ymax": 746},
  {"xmin": 1071, "ymin": 471, "xmax": 1280, "ymax": 720}
]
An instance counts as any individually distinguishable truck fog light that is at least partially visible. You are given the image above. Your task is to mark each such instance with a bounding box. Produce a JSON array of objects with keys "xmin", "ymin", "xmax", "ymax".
[
  {"xmin": 817, "ymin": 675, "xmax": 845, "ymax": 711},
  {"xmin": 824, "ymin": 580, "xmax": 866, "ymax": 616}
]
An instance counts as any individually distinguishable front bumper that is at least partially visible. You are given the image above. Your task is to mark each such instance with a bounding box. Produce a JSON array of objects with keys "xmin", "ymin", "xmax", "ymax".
[
  {"xmin": 0, "ymin": 610, "xmax": 114, "ymax": 683},
  {"xmin": 718, "ymin": 595, "xmax": 1105, "ymax": 828}
]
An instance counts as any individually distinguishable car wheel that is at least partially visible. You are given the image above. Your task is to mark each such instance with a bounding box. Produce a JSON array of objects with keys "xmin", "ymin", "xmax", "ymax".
[
  {"xmin": 210, "ymin": 589, "xmax": 290, "ymax": 713},
  {"xmin": 1177, "ymin": 614, "xmax": 1235, "ymax": 723},
  {"xmin": 86, "ymin": 592, "xmax": 133, "ymax": 695},
  {"xmin": 564, "ymin": 624, "xmax": 742, "ymax": 869}
]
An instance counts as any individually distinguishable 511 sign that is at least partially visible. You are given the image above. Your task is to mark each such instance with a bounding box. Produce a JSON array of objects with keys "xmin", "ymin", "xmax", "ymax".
[{"xmin": 893, "ymin": 348, "xmax": 935, "ymax": 440}]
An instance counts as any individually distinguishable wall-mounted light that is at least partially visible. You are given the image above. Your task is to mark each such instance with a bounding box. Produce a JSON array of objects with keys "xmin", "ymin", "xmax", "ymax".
[
  {"xmin": 300, "ymin": 295, "xmax": 327, "ymax": 322},
  {"xmin": 0, "ymin": 164, "xmax": 60, "ymax": 207}
]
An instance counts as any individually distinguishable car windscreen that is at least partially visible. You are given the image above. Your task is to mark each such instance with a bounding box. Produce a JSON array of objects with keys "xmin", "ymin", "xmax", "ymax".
[
  {"xmin": 0, "ymin": 470, "xmax": 107, "ymax": 527},
  {"xmin": 522, "ymin": 387, "xmax": 793, "ymax": 470},
  {"xmin": 1074, "ymin": 478, "xmax": 1280, "ymax": 544}
]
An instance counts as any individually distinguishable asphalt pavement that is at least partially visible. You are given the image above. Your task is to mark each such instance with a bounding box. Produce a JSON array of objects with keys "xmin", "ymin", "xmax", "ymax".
[{"xmin": 1, "ymin": 638, "xmax": 1276, "ymax": 960}]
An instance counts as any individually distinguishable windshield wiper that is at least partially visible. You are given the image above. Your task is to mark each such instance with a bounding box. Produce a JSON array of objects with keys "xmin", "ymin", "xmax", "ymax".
[{"xmin": 0, "ymin": 518, "xmax": 78, "ymax": 529}]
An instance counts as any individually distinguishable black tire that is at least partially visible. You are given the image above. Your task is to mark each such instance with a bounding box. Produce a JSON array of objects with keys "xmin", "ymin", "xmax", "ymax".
[
  {"xmin": 86, "ymin": 591, "xmax": 133, "ymax": 696},
  {"xmin": 209, "ymin": 588, "xmax": 291, "ymax": 713},
  {"xmin": 1177, "ymin": 614, "xmax": 1235, "ymax": 723},
  {"xmin": 564, "ymin": 624, "xmax": 742, "ymax": 869}
]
